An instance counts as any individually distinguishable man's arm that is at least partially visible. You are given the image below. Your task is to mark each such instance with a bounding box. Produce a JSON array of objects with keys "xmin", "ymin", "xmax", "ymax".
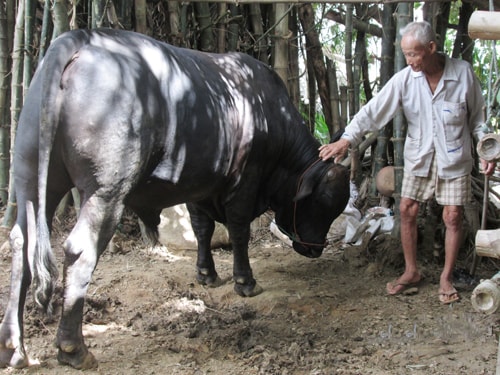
[{"xmin": 318, "ymin": 70, "xmax": 405, "ymax": 162}]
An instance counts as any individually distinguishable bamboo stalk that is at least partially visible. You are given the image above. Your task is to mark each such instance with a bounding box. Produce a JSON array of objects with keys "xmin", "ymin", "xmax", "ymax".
[
  {"xmin": 476, "ymin": 229, "xmax": 500, "ymax": 259},
  {"xmin": 468, "ymin": 11, "xmax": 500, "ymax": 40},
  {"xmin": 2, "ymin": 0, "xmax": 24, "ymax": 228}
]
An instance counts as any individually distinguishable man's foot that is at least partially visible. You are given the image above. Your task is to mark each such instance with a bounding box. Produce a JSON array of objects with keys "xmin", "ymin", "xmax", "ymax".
[
  {"xmin": 438, "ymin": 286, "xmax": 460, "ymax": 304},
  {"xmin": 386, "ymin": 274, "xmax": 422, "ymax": 295}
]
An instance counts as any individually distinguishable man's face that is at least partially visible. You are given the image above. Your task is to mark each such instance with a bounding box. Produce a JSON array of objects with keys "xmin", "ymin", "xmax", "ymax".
[{"xmin": 400, "ymin": 35, "xmax": 435, "ymax": 72}]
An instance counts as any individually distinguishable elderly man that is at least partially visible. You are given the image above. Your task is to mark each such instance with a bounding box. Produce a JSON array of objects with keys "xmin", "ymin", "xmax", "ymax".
[{"xmin": 319, "ymin": 21, "xmax": 495, "ymax": 304}]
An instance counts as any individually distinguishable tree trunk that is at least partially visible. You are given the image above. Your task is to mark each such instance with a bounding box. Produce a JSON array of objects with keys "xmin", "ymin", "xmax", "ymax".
[
  {"xmin": 272, "ymin": 3, "xmax": 289, "ymax": 88},
  {"xmin": 5, "ymin": 0, "xmax": 14, "ymax": 50},
  {"xmin": 288, "ymin": 7, "xmax": 299, "ymax": 109},
  {"xmin": 391, "ymin": 3, "xmax": 412, "ymax": 238},
  {"xmin": 135, "ymin": 0, "xmax": 147, "ymax": 34},
  {"xmin": 92, "ymin": 0, "xmax": 106, "ymax": 28},
  {"xmin": 23, "ymin": 0, "xmax": 35, "ymax": 95},
  {"xmin": 298, "ymin": 3, "xmax": 331, "ymax": 135},
  {"xmin": 3, "ymin": 0, "xmax": 24, "ymax": 227},
  {"xmin": 105, "ymin": 0, "xmax": 122, "ymax": 28},
  {"xmin": 353, "ymin": 29, "xmax": 365, "ymax": 112},
  {"xmin": 340, "ymin": 85, "xmax": 348, "ymax": 128},
  {"xmin": 195, "ymin": 3, "xmax": 215, "ymax": 52},
  {"xmin": 0, "ymin": 0, "xmax": 12, "ymax": 206},
  {"xmin": 38, "ymin": 0, "xmax": 52, "ymax": 63},
  {"xmin": 227, "ymin": 4, "xmax": 240, "ymax": 51},
  {"xmin": 115, "ymin": 0, "xmax": 133, "ymax": 30},
  {"xmin": 325, "ymin": 9, "xmax": 382, "ymax": 37},
  {"xmin": 249, "ymin": 4, "xmax": 267, "ymax": 63},
  {"xmin": 305, "ymin": 52, "xmax": 315, "ymax": 132},
  {"xmin": 423, "ymin": 2, "xmax": 450, "ymax": 52},
  {"xmin": 345, "ymin": 4, "xmax": 354, "ymax": 122},
  {"xmin": 452, "ymin": 2, "xmax": 474, "ymax": 63},
  {"xmin": 216, "ymin": 3, "xmax": 227, "ymax": 53},
  {"xmin": 167, "ymin": 2, "xmax": 182, "ymax": 46},
  {"xmin": 326, "ymin": 58, "xmax": 343, "ymax": 136},
  {"xmin": 10, "ymin": 0, "xmax": 24, "ymax": 146},
  {"xmin": 370, "ymin": 3, "xmax": 395, "ymax": 198},
  {"xmin": 52, "ymin": 0, "xmax": 70, "ymax": 37}
]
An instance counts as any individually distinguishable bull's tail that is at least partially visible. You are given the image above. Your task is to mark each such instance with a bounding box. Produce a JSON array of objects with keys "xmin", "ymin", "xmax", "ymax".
[{"xmin": 32, "ymin": 30, "xmax": 91, "ymax": 312}]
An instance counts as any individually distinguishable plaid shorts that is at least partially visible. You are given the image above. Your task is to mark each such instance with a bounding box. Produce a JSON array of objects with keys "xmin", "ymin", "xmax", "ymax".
[{"xmin": 401, "ymin": 154, "xmax": 471, "ymax": 206}]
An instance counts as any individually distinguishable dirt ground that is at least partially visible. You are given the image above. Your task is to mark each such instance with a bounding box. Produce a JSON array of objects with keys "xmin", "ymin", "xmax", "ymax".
[{"xmin": 0, "ymin": 211, "xmax": 499, "ymax": 375}]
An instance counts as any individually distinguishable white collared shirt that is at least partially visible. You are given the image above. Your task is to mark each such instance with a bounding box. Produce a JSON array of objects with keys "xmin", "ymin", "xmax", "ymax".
[{"xmin": 341, "ymin": 54, "xmax": 488, "ymax": 179}]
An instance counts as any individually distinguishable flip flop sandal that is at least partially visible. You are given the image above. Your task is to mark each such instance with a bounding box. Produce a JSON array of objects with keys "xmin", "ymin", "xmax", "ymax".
[
  {"xmin": 386, "ymin": 279, "xmax": 421, "ymax": 296},
  {"xmin": 438, "ymin": 288, "xmax": 460, "ymax": 304}
]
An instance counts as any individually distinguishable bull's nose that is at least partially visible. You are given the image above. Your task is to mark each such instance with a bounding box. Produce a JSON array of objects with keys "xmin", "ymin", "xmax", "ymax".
[{"xmin": 292, "ymin": 242, "xmax": 324, "ymax": 258}]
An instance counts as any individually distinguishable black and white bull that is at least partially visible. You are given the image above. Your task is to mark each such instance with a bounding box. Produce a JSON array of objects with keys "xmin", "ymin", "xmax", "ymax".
[{"xmin": 0, "ymin": 29, "xmax": 349, "ymax": 369}]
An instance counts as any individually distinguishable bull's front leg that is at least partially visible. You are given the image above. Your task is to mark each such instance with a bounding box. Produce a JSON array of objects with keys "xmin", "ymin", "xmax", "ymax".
[
  {"xmin": 187, "ymin": 204, "xmax": 221, "ymax": 286},
  {"xmin": 0, "ymin": 224, "xmax": 32, "ymax": 368},
  {"xmin": 227, "ymin": 222, "xmax": 263, "ymax": 297}
]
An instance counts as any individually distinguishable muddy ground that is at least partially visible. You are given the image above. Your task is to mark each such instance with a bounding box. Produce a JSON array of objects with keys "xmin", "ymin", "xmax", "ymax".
[{"xmin": 0, "ymin": 211, "xmax": 499, "ymax": 375}]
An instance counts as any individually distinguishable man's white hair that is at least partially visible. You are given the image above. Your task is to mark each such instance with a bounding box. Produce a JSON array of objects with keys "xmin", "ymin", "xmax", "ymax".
[{"xmin": 400, "ymin": 21, "xmax": 437, "ymax": 45}]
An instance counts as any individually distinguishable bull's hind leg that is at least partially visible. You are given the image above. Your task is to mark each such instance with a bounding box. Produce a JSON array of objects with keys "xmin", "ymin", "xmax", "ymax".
[
  {"xmin": 0, "ymin": 198, "xmax": 49, "ymax": 368},
  {"xmin": 56, "ymin": 196, "xmax": 124, "ymax": 369},
  {"xmin": 0, "ymin": 222, "xmax": 31, "ymax": 368}
]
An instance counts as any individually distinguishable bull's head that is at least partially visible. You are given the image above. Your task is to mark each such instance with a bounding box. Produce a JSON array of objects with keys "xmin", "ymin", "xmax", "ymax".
[{"xmin": 275, "ymin": 160, "xmax": 350, "ymax": 258}]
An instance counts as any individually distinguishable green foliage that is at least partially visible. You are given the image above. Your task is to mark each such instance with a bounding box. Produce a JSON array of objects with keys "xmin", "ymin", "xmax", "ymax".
[
  {"xmin": 443, "ymin": 3, "xmax": 460, "ymax": 55},
  {"xmin": 472, "ymin": 41, "xmax": 500, "ymax": 132},
  {"xmin": 313, "ymin": 112, "xmax": 330, "ymax": 144}
]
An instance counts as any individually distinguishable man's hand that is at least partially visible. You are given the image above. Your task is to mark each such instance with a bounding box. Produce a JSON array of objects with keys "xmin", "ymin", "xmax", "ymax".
[
  {"xmin": 318, "ymin": 138, "xmax": 351, "ymax": 162},
  {"xmin": 481, "ymin": 159, "xmax": 497, "ymax": 176}
]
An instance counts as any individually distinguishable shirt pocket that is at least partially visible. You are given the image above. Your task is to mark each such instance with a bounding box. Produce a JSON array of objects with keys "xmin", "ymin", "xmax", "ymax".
[
  {"xmin": 443, "ymin": 101, "xmax": 466, "ymax": 141},
  {"xmin": 445, "ymin": 138, "xmax": 465, "ymax": 163},
  {"xmin": 442, "ymin": 101, "xmax": 466, "ymax": 126}
]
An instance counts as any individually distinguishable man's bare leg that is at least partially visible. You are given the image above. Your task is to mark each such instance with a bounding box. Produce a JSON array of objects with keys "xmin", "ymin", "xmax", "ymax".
[
  {"xmin": 438, "ymin": 205, "xmax": 462, "ymax": 303},
  {"xmin": 387, "ymin": 197, "xmax": 422, "ymax": 295}
]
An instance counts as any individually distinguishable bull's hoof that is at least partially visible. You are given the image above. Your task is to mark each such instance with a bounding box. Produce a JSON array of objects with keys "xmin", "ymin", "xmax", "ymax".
[
  {"xmin": 57, "ymin": 344, "xmax": 98, "ymax": 370},
  {"xmin": 0, "ymin": 346, "xmax": 31, "ymax": 369},
  {"xmin": 196, "ymin": 268, "xmax": 222, "ymax": 287},
  {"xmin": 234, "ymin": 279, "xmax": 263, "ymax": 297}
]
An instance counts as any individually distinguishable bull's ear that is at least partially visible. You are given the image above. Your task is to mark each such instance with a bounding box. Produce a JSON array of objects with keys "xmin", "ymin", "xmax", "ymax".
[
  {"xmin": 293, "ymin": 178, "xmax": 315, "ymax": 202},
  {"xmin": 294, "ymin": 164, "xmax": 342, "ymax": 201}
]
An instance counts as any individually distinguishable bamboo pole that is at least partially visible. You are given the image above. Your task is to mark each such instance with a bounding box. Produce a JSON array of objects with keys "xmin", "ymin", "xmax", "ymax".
[
  {"xmin": 273, "ymin": 3, "xmax": 289, "ymax": 89},
  {"xmin": 0, "ymin": 0, "xmax": 11, "ymax": 206},
  {"xmin": 468, "ymin": 11, "xmax": 500, "ymax": 40},
  {"xmin": 391, "ymin": 3, "xmax": 412, "ymax": 238},
  {"xmin": 3, "ymin": 0, "xmax": 24, "ymax": 228},
  {"xmin": 475, "ymin": 229, "xmax": 500, "ymax": 259}
]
